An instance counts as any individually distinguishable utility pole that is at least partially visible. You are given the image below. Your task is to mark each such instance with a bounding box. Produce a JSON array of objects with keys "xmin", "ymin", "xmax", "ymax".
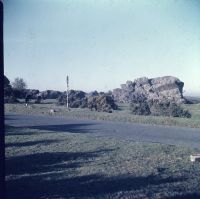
[{"xmin": 66, "ymin": 75, "xmax": 69, "ymax": 109}]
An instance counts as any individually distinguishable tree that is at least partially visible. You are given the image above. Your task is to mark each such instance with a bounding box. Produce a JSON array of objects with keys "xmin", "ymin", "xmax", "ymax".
[
  {"xmin": 4, "ymin": 76, "xmax": 18, "ymax": 103},
  {"xmin": 12, "ymin": 77, "xmax": 27, "ymax": 90},
  {"xmin": 35, "ymin": 95, "xmax": 42, "ymax": 104},
  {"xmin": 4, "ymin": 75, "xmax": 12, "ymax": 96},
  {"xmin": 4, "ymin": 75, "xmax": 10, "ymax": 88},
  {"xmin": 25, "ymin": 94, "xmax": 31, "ymax": 104}
]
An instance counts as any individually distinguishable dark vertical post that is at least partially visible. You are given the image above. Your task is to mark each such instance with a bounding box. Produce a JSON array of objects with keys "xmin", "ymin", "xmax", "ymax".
[{"xmin": 0, "ymin": 1, "xmax": 5, "ymax": 198}]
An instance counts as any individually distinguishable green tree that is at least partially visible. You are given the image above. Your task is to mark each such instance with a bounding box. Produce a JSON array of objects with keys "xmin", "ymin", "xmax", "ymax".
[
  {"xmin": 12, "ymin": 77, "xmax": 27, "ymax": 90},
  {"xmin": 4, "ymin": 75, "xmax": 13, "ymax": 97}
]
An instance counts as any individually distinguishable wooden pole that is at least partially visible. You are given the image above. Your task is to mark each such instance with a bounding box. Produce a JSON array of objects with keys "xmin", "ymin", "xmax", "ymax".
[{"xmin": 66, "ymin": 76, "xmax": 69, "ymax": 109}]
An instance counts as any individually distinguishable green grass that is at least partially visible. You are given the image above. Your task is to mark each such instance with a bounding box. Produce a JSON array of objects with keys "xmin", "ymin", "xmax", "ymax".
[
  {"xmin": 182, "ymin": 103, "xmax": 200, "ymax": 120},
  {"xmin": 5, "ymin": 101, "xmax": 200, "ymax": 128},
  {"xmin": 5, "ymin": 125, "xmax": 200, "ymax": 199}
]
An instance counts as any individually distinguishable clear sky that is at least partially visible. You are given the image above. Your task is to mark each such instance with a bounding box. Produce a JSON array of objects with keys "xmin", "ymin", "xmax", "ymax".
[{"xmin": 4, "ymin": 0, "xmax": 200, "ymax": 96}]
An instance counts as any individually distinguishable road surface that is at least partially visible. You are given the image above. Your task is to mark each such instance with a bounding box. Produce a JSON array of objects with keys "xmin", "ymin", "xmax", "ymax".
[{"xmin": 5, "ymin": 113, "xmax": 200, "ymax": 148}]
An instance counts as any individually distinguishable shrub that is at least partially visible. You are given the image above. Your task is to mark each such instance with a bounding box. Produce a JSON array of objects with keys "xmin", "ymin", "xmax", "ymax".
[
  {"xmin": 12, "ymin": 89, "xmax": 24, "ymax": 99},
  {"xmin": 87, "ymin": 94, "xmax": 118, "ymax": 113},
  {"xmin": 57, "ymin": 93, "xmax": 87, "ymax": 109},
  {"xmin": 130, "ymin": 94, "xmax": 151, "ymax": 115},
  {"xmin": 130, "ymin": 101, "xmax": 151, "ymax": 116},
  {"xmin": 70, "ymin": 99, "xmax": 86, "ymax": 108},
  {"xmin": 80, "ymin": 98, "xmax": 88, "ymax": 108},
  {"xmin": 57, "ymin": 95, "xmax": 66, "ymax": 105},
  {"xmin": 149, "ymin": 100, "xmax": 191, "ymax": 118},
  {"xmin": 149, "ymin": 100, "xmax": 171, "ymax": 116},
  {"xmin": 25, "ymin": 94, "xmax": 32, "ymax": 104},
  {"xmin": 57, "ymin": 90, "xmax": 117, "ymax": 113},
  {"xmin": 4, "ymin": 95, "xmax": 19, "ymax": 103},
  {"xmin": 169, "ymin": 103, "xmax": 191, "ymax": 118},
  {"xmin": 130, "ymin": 99, "xmax": 191, "ymax": 118},
  {"xmin": 4, "ymin": 86, "xmax": 13, "ymax": 98},
  {"xmin": 35, "ymin": 96, "xmax": 42, "ymax": 104}
]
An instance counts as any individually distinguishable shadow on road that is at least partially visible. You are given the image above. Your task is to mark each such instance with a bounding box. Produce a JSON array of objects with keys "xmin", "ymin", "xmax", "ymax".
[
  {"xmin": 5, "ymin": 123, "xmax": 98, "ymax": 135},
  {"xmin": 4, "ymin": 114, "xmax": 19, "ymax": 121},
  {"xmin": 25, "ymin": 123, "xmax": 99, "ymax": 133}
]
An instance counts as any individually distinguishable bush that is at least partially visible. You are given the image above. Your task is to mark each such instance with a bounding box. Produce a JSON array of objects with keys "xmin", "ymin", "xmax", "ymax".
[
  {"xmin": 35, "ymin": 96, "xmax": 42, "ymax": 104},
  {"xmin": 130, "ymin": 99, "xmax": 191, "ymax": 118},
  {"xmin": 57, "ymin": 92, "xmax": 87, "ymax": 108},
  {"xmin": 57, "ymin": 90, "xmax": 86, "ymax": 107},
  {"xmin": 149, "ymin": 100, "xmax": 191, "ymax": 118},
  {"xmin": 57, "ymin": 92, "xmax": 118, "ymax": 113},
  {"xmin": 130, "ymin": 94, "xmax": 151, "ymax": 115},
  {"xmin": 12, "ymin": 88, "xmax": 30, "ymax": 99},
  {"xmin": 57, "ymin": 95, "xmax": 66, "ymax": 105},
  {"xmin": 169, "ymin": 103, "xmax": 191, "ymax": 118},
  {"xmin": 130, "ymin": 101, "xmax": 151, "ymax": 115},
  {"xmin": 25, "ymin": 94, "xmax": 32, "ymax": 104},
  {"xmin": 4, "ymin": 95, "xmax": 19, "ymax": 103},
  {"xmin": 149, "ymin": 100, "xmax": 171, "ymax": 116},
  {"xmin": 80, "ymin": 98, "xmax": 88, "ymax": 108},
  {"xmin": 4, "ymin": 86, "xmax": 13, "ymax": 98},
  {"xmin": 70, "ymin": 99, "xmax": 86, "ymax": 108},
  {"xmin": 87, "ymin": 94, "xmax": 118, "ymax": 113},
  {"xmin": 41, "ymin": 90, "xmax": 62, "ymax": 99}
]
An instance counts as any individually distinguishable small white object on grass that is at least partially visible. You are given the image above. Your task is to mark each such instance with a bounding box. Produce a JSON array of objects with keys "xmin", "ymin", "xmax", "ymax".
[
  {"xmin": 49, "ymin": 109, "xmax": 56, "ymax": 114},
  {"xmin": 190, "ymin": 154, "xmax": 200, "ymax": 162}
]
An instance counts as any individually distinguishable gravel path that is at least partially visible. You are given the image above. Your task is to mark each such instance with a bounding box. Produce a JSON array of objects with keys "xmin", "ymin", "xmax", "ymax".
[{"xmin": 5, "ymin": 113, "xmax": 200, "ymax": 148}]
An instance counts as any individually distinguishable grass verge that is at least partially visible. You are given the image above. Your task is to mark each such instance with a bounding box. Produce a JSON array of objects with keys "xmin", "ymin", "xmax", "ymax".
[
  {"xmin": 4, "ymin": 102, "xmax": 200, "ymax": 128},
  {"xmin": 5, "ymin": 125, "xmax": 200, "ymax": 199}
]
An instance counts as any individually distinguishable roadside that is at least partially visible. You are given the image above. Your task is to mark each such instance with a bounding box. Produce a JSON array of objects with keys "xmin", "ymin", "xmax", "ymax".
[{"xmin": 4, "ymin": 102, "xmax": 200, "ymax": 128}]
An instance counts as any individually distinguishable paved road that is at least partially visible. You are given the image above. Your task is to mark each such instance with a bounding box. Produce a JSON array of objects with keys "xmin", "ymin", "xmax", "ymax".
[{"xmin": 5, "ymin": 113, "xmax": 200, "ymax": 148}]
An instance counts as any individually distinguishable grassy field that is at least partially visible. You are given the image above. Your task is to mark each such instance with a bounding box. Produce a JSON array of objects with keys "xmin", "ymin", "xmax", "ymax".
[
  {"xmin": 5, "ymin": 125, "xmax": 200, "ymax": 199},
  {"xmin": 5, "ymin": 101, "xmax": 200, "ymax": 198},
  {"xmin": 5, "ymin": 101, "xmax": 200, "ymax": 128}
]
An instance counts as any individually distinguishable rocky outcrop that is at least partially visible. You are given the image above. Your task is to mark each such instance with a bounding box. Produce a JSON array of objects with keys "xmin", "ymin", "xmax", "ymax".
[{"xmin": 112, "ymin": 76, "xmax": 186, "ymax": 104}]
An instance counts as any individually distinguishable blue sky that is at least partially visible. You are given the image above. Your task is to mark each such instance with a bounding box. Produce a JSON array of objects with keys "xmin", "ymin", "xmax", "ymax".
[{"xmin": 4, "ymin": 0, "xmax": 200, "ymax": 96}]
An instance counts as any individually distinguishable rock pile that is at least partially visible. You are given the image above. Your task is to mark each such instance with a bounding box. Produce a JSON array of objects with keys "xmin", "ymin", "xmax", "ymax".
[{"xmin": 113, "ymin": 76, "xmax": 186, "ymax": 104}]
